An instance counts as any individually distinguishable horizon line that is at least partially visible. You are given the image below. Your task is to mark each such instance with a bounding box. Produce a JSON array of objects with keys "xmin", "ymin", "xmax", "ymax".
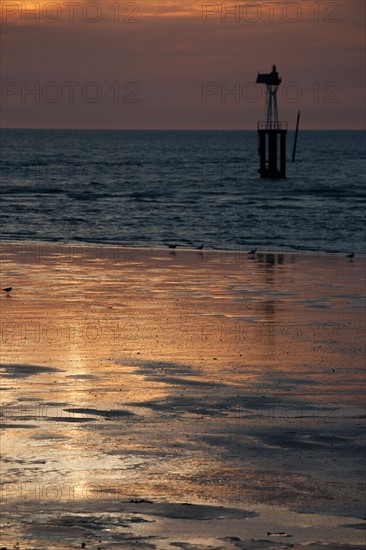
[{"xmin": 1, "ymin": 127, "xmax": 364, "ymax": 132}]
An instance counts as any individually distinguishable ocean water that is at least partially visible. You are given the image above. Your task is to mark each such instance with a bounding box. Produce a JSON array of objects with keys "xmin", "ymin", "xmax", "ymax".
[{"xmin": 0, "ymin": 129, "xmax": 365, "ymax": 253}]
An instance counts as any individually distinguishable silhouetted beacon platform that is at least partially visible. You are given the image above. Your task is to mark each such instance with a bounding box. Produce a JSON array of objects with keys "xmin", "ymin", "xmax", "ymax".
[{"xmin": 256, "ymin": 65, "xmax": 287, "ymax": 178}]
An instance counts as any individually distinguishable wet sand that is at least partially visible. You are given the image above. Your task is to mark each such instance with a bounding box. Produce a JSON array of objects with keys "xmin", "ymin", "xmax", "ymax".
[{"xmin": 0, "ymin": 243, "xmax": 365, "ymax": 549}]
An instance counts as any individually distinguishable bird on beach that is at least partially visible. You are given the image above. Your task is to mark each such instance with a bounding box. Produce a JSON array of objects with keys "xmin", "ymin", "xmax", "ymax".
[
  {"xmin": 248, "ymin": 248, "xmax": 257, "ymax": 256},
  {"xmin": 346, "ymin": 252, "xmax": 355, "ymax": 260},
  {"xmin": 3, "ymin": 287, "xmax": 12, "ymax": 294},
  {"xmin": 168, "ymin": 244, "xmax": 178, "ymax": 250},
  {"xmin": 196, "ymin": 244, "xmax": 204, "ymax": 253}
]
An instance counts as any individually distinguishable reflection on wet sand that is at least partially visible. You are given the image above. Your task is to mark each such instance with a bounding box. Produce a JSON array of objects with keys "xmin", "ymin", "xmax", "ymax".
[{"xmin": 0, "ymin": 244, "xmax": 365, "ymax": 548}]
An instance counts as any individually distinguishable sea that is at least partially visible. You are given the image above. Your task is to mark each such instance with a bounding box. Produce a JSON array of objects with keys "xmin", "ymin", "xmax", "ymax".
[{"xmin": 0, "ymin": 129, "xmax": 365, "ymax": 254}]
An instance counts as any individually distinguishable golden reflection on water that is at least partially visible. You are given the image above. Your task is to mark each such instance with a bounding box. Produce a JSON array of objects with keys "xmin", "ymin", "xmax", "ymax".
[{"xmin": 0, "ymin": 245, "xmax": 365, "ymax": 546}]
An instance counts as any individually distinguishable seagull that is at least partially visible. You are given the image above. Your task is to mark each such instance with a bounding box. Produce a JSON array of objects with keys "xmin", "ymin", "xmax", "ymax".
[
  {"xmin": 346, "ymin": 252, "xmax": 355, "ymax": 260},
  {"xmin": 3, "ymin": 287, "xmax": 12, "ymax": 294}
]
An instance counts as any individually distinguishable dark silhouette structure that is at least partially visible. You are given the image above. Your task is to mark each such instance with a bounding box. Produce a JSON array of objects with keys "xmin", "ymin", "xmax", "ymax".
[{"xmin": 256, "ymin": 65, "xmax": 287, "ymax": 178}]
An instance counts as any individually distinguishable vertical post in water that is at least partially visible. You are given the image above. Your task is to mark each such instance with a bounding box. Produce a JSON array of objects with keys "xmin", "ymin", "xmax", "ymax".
[
  {"xmin": 258, "ymin": 132, "xmax": 266, "ymax": 175},
  {"xmin": 269, "ymin": 131, "xmax": 277, "ymax": 175},
  {"xmin": 292, "ymin": 110, "xmax": 301, "ymax": 163},
  {"xmin": 280, "ymin": 131, "xmax": 287, "ymax": 177}
]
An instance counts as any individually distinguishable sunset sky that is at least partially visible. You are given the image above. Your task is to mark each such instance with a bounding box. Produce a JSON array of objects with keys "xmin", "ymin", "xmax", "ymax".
[{"xmin": 1, "ymin": 0, "xmax": 365, "ymax": 129}]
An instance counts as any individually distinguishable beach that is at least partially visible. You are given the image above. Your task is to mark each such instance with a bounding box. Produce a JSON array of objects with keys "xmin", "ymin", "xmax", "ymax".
[{"xmin": 0, "ymin": 243, "xmax": 365, "ymax": 549}]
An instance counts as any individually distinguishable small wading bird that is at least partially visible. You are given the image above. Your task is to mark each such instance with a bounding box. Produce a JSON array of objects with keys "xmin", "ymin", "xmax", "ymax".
[
  {"xmin": 346, "ymin": 252, "xmax": 355, "ymax": 261},
  {"xmin": 196, "ymin": 244, "xmax": 204, "ymax": 252},
  {"xmin": 168, "ymin": 244, "xmax": 177, "ymax": 250},
  {"xmin": 248, "ymin": 248, "xmax": 257, "ymax": 256},
  {"xmin": 3, "ymin": 287, "xmax": 12, "ymax": 294}
]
